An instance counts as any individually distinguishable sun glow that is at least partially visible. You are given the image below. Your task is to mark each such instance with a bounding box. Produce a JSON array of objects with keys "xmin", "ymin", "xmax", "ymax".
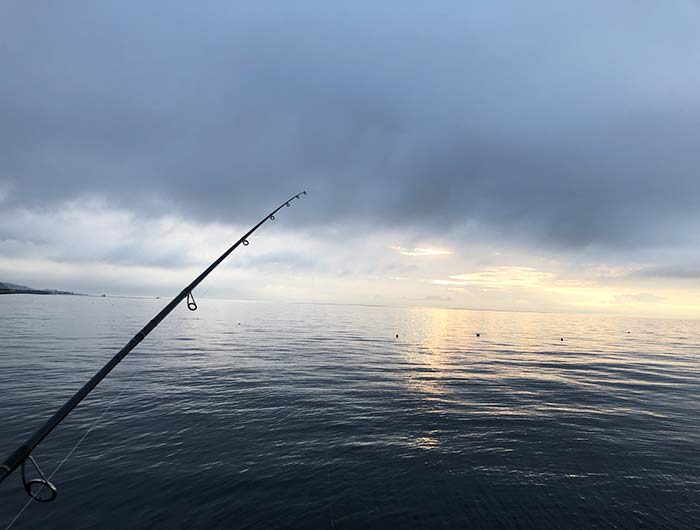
[{"xmin": 420, "ymin": 263, "xmax": 700, "ymax": 318}]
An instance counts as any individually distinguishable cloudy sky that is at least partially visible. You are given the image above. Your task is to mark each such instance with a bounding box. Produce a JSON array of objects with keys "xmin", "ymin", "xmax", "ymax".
[{"xmin": 1, "ymin": 1, "xmax": 700, "ymax": 318}]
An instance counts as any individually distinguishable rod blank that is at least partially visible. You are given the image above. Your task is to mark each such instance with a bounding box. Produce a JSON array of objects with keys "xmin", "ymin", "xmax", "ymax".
[{"xmin": 0, "ymin": 191, "xmax": 307, "ymax": 497}]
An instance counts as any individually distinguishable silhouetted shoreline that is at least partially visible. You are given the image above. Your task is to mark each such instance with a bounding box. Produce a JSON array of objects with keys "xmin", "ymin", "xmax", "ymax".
[
  {"xmin": 0, "ymin": 281, "xmax": 82, "ymax": 296},
  {"xmin": 0, "ymin": 288, "xmax": 82, "ymax": 296}
]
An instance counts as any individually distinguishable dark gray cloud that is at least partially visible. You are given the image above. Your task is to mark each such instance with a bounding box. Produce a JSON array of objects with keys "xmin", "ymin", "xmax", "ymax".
[
  {"xmin": 633, "ymin": 266, "xmax": 700, "ymax": 280},
  {"xmin": 2, "ymin": 1, "xmax": 700, "ymax": 252}
]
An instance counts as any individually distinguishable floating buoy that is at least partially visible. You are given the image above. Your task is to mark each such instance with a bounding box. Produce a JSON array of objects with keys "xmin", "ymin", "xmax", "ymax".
[
  {"xmin": 395, "ymin": 334, "xmax": 399, "ymax": 338},
  {"xmin": 476, "ymin": 333, "xmax": 480, "ymax": 337},
  {"xmin": 560, "ymin": 338, "xmax": 564, "ymax": 341}
]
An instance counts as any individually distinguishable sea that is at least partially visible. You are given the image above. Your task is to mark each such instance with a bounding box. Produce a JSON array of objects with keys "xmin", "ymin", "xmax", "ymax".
[{"xmin": 1, "ymin": 295, "xmax": 699, "ymax": 529}]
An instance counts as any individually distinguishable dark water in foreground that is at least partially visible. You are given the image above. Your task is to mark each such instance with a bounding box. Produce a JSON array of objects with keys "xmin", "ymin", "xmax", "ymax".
[{"xmin": 1, "ymin": 296, "xmax": 699, "ymax": 529}]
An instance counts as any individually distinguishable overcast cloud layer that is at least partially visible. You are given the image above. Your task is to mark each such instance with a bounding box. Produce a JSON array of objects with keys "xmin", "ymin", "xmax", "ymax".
[{"xmin": 1, "ymin": 1, "xmax": 700, "ymax": 314}]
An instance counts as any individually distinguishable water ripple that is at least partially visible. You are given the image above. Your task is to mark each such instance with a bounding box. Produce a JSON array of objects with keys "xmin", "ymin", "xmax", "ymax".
[{"xmin": 1, "ymin": 297, "xmax": 699, "ymax": 529}]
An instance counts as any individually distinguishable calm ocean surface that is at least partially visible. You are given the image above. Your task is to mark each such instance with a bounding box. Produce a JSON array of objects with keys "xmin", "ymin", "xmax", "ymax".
[{"xmin": 1, "ymin": 295, "xmax": 699, "ymax": 529}]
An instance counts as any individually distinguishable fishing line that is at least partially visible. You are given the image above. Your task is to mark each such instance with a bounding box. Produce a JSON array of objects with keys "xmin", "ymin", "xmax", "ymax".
[
  {"xmin": 4, "ymin": 374, "xmax": 136, "ymax": 530},
  {"xmin": 192, "ymin": 234, "xmax": 240, "ymax": 303}
]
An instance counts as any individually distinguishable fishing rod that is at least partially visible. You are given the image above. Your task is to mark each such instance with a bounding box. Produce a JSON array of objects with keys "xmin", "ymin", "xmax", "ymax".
[{"xmin": 0, "ymin": 191, "xmax": 307, "ymax": 502}]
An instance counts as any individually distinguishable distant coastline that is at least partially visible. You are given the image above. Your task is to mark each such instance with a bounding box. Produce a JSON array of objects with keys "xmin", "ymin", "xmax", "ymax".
[{"xmin": 0, "ymin": 281, "xmax": 82, "ymax": 296}]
